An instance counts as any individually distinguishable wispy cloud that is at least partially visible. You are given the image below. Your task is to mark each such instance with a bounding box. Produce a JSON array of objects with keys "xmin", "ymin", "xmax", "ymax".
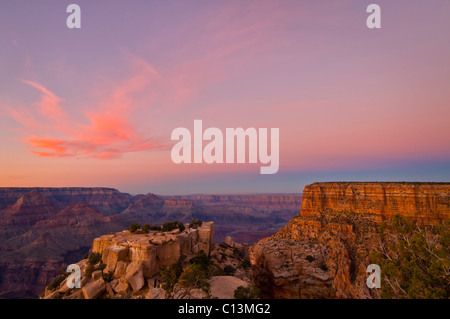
[{"xmin": 14, "ymin": 61, "xmax": 165, "ymax": 159}]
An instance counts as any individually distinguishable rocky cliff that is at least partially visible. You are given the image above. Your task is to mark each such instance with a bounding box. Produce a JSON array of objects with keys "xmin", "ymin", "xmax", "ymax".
[
  {"xmin": 40, "ymin": 222, "xmax": 227, "ymax": 299},
  {"xmin": 41, "ymin": 221, "xmax": 257, "ymax": 300},
  {"xmin": 251, "ymin": 182, "xmax": 450, "ymax": 299}
]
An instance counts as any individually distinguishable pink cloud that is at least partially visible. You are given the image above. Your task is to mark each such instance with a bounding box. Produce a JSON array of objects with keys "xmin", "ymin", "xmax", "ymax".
[
  {"xmin": 14, "ymin": 63, "xmax": 165, "ymax": 159},
  {"xmin": 21, "ymin": 79, "xmax": 65, "ymax": 121}
]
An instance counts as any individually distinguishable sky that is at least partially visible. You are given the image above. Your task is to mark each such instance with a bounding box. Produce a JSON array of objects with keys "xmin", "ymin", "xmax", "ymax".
[{"xmin": 0, "ymin": 0, "xmax": 449, "ymax": 195}]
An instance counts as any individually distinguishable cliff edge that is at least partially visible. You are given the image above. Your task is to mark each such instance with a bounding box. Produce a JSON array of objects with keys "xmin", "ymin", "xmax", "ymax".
[{"xmin": 251, "ymin": 182, "xmax": 450, "ymax": 299}]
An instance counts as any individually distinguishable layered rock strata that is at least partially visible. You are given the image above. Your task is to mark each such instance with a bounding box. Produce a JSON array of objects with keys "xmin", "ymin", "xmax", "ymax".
[{"xmin": 251, "ymin": 182, "xmax": 450, "ymax": 299}]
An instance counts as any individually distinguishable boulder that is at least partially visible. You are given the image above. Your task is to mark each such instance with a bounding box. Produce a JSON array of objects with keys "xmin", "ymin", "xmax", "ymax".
[
  {"xmin": 223, "ymin": 236, "xmax": 235, "ymax": 248},
  {"xmin": 80, "ymin": 275, "xmax": 90, "ymax": 288},
  {"xmin": 105, "ymin": 282, "xmax": 114, "ymax": 296},
  {"xmin": 113, "ymin": 278, "xmax": 129, "ymax": 294},
  {"xmin": 125, "ymin": 261, "xmax": 145, "ymax": 292},
  {"xmin": 103, "ymin": 245, "xmax": 129, "ymax": 273},
  {"xmin": 82, "ymin": 278, "xmax": 106, "ymax": 299},
  {"xmin": 92, "ymin": 270, "xmax": 102, "ymax": 280},
  {"xmin": 147, "ymin": 288, "xmax": 165, "ymax": 299},
  {"xmin": 110, "ymin": 279, "xmax": 118, "ymax": 290},
  {"xmin": 128, "ymin": 244, "xmax": 159, "ymax": 278},
  {"xmin": 114, "ymin": 260, "xmax": 129, "ymax": 278},
  {"xmin": 209, "ymin": 276, "xmax": 248, "ymax": 299}
]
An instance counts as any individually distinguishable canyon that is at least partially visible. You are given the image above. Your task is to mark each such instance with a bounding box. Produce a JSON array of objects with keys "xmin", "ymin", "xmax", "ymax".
[
  {"xmin": 0, "ymin": 187, "xmax": 300, "ymax": 298},
  {"xmin": 250, "ymin": 182, "xmax": 450, "ymax": 298},
  {"xmin": 2, "ymin": 182, "xmax": 449, "ymax": 299}
]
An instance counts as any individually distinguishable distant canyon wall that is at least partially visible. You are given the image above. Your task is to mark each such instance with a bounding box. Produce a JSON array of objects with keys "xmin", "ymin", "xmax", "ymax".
[{"xmin": 0, "ymin": 187, "xmax": 299, "ymax": 298}]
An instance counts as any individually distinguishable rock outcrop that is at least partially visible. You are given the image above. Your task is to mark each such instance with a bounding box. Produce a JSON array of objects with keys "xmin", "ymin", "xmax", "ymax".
[
  {"xmin": 251, "ymin": 182, "xmax": 450, "ymax": 299},
  {"xmin": 92, "ymin": 221, "xmax": 214, "ymax": 277},
  {"xmin": 41, "ymin": 222, "xmax": 215, "ymax": 299}
]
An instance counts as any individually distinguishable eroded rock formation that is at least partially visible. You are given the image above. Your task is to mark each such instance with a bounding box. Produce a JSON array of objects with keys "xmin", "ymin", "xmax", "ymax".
[{"xmin": 251, "ymin": 182, "xmax": 450, "ymax": 299}]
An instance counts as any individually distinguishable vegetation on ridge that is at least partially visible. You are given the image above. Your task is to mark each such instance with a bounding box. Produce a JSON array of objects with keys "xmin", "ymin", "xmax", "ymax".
[
  {"xmin": 371, "ymin": 215, "xmax": 449, "ymax": 299},
  {"xmin": 128, "ymin": 219, "xmax": 202, "ymax": 234}
]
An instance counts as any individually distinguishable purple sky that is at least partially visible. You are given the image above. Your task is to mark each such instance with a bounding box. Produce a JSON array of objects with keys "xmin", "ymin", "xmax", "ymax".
[{"xmin": 0, "ymin": 0, "xmax": 449, "ymax": 194}]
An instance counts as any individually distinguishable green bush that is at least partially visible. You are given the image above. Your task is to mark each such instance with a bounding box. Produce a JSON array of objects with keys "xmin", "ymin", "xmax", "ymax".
[
  {"xmin": 189, "ymin": 218, "xmax": 203, "ymax": 229},
  {"xmin": 160, "ymin": 256, "xmax": 185, "ymax": 298},
  {"xmin": 128, "ymin": 222, "xmax": 141, "ymax": 233},
  {"xmin": 102, "ymin": 271, "xmax": 114, "ymax": 282},
  {"xmin": 371, "ymin": 215, "xmax": 449, "ymax": 299},
  {"xmin": 141, "ymin": 224, "xmax": 151, "ymax": 233},
  {"xmin": 234, "ymin": 283, "xmax": 261, "ymax": 299},
  {"xmin": 162, "ymin": 220, "xmax": 185, "ymax": 232},
  {"xmin": 189, "ymin": 250, "xmax": 210, "ymax": 271},
  {"xmin": 319, "ymin": 264, "xmax": 328, "ymax": 272},
  {"xmin": 223, "ymin": 265, "xmax": 236, "ymax": 275},
  {"xmin": 47, "ymin": 275, "xmax": 65, "ymax": 291},
  {"xmin": 179, "ymin": 264, "xmax": 210, "ymax": 293},
  {"xmin": 98, "ymin": 262, "xmax": 106, "ymax": 271},
  {"xmin": 240, "ymin": 259, "xmax": 251, "ymax": 269},
  {"xmin": 88, "ymin": 252, "xmax": 102, "ymax": 265},
  {"xmin": 305, "ymin": 255, "xmax": 315, "ymax": 263},
  {"xmin": 84, "ymin": 264, "xmax": 94, "ymax": 277}
]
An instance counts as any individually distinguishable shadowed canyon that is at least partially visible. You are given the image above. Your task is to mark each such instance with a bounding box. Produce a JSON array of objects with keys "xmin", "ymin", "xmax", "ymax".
[{"xmin": 0, "ymin": 187, "xmax": 300, "ymax": 298}]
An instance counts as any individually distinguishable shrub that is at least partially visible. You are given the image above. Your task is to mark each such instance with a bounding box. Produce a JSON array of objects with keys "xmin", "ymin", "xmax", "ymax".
[
  {"xmin": 47, "ymin": 275, "xmax": 65, "ymax": 291},
  {"xmin": 102, "ymin": 271, "xmax": 114, "ymax": 282},
  {"xmin": 128, "ymin": 222, "xmax": 141, "ymax": 233},
  {"xmin": 240, "ymin": 259, "xmax": 251, "ymax": 269},
  {"xmin": 162, "ymin": 220, "xmax": 185, "ymax": 232},
  {"xmin": 233, "ymin": 286, "xmax": 248, "ymax": 299},
  {"xmin": 371, "ymin": 215, "xmax": 449, "ymax": 299},
  {"xmin": 84, "ymin": 264, "xmax": 94, "ymax": 277},
  {"xmin": 98, "ymin": 262, "xmax": 106, "ymax": 271},
  {"xmin": 319, "ymin": 264, "xmax": 328, "ymax": 272},
  {"xmin": 189, "ymin": 250, "xmax": 210, "ymax": 271},
  {"xmin": 305, "ymin": 255, "xmax": 315, "ymax": 263},
  {"xmin": 160, "ymin": 256, "xmax": 185, "ymax": 298},
  {"xmin": 141, "ymin": 224, "xmax": 151, "ymax": 233},
  {"xmin": 88, "ymin": 252, "xmax": 102, "ymax": 265},
  {"xmin": 189, "ymin": 218, "xmax": 203, "ymax": 229},
  {"xmin": 179, "ymin": 264, "xmax": 210, "ymax": 292},
  {"xmin": 223, "ymin": 265, "xmax": 236, "ymax": 275},
  {"xmin": 234, "ymin": 283, "xmax": 261, "ymax": 299}
]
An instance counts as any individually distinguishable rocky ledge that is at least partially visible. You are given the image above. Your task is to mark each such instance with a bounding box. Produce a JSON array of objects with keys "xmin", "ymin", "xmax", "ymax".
[
  {"xmin": 41, "ymin": 222, "xmax": 254, "ymax": 299},
  {"xmin": 41, "ymin": 222, "xmax": 214, "ymax": 299}
]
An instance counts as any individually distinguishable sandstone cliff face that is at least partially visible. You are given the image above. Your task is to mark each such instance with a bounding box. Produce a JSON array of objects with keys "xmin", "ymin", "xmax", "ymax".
[
  {"xmin": 301, "ymin": 182, "xmax": 449, "ymax": 224},
  {"xmin": 251, "ymin": 182, "xmax": 450, "ymax": 299},
  {"xmin": 92, "ymin": 221, "xmax": 214, "ymax": 276}
]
